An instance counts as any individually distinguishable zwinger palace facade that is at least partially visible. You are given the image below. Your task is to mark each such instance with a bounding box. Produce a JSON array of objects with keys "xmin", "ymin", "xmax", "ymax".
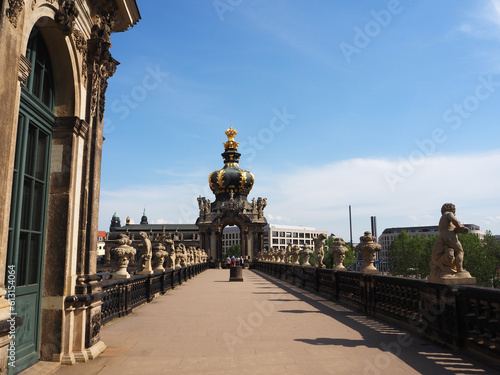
[{"xmin": 0, "ymin": 1, "xmax": 140, "ymax": 373}]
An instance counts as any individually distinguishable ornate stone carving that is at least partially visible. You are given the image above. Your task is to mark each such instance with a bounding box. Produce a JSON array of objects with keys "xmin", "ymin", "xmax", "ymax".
[
  {"xmin": 290, "ymin": 245, "xmax": 301, "ymax": 265},
  {"xmin": 18, "ymin": 54, "xmax": 32, "ymax": 87},
  {"xmin": 55, "ymin": 0, "xmax": 79, "ymax": 35},
  {"xmin": 152, "ymin": 242, "xmax": 168, "ymax": 272},
  {"xmin": 329, "ymin": 238, "xmax": 349, "ymax": 271},
  {"xmin": 300, "ymin": 246, "xmax": 313, "ymax": 267},
  {"xmin": 356, "ymin": 231, "xmax": 381, "ymax": 274},
  {"xmin": 428, "ymin": 203, "xmax": 476, "ymax": 284},
  {"xmin": 313, "ymin": 233, "xmax": 327, "ymax": 268},
  {"xmin": 73, "ymin": 29, "xmax": 88, "ymax": 84},
  {"xmin": 88, "ymin": 2, "xmax": 119, "ymax": 121},
  {"xmin": 136, "ymin": 232, "xmax": 153, "ymax": 275},
  {"xmin": 284, "ymin": 242, "xmax": 292, "ymax": 264},
  {"xmin": 6, "ymin": 0, "xmax": 24, "ymax": 28},
  {"xmin": 89, "ymin": 311, "xmax": 102, "ymax": 347},
  {"xmin": 110, "ymin": 234, "xmax": 136, "ymax": 278}
]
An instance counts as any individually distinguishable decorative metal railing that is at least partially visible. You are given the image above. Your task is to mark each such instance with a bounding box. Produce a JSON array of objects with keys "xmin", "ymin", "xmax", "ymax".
[
  {"xmin": 100, "ymin": 262, "xmax": 208, "ymax": 325},
  {"xmin": 254, "ymin": 261, "xmax": 500, "ymax": 365}
]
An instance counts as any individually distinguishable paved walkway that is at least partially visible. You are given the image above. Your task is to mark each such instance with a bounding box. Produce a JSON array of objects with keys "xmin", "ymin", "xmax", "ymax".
[{"xmin": 52, "ymin": 269, "xmax": 497, "ymax": 375}]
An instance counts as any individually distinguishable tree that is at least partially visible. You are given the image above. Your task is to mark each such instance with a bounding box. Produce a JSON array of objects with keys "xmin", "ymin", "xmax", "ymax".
[
  {"xmin": 225, "ymin": 244, "xmax": 241, "ymax": 258},
  {"xmin": 459, "ymin": 233, "xmax": 497, "ymax": 287},
  {"xmin": 387, "ymin": 231, "xmax": 435, "ymax": 278}
]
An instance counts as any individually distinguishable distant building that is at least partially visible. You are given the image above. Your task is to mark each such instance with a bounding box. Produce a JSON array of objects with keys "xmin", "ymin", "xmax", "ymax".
[
  {"xmin": 97, "ymin": 231, "xmax": 107, "ymax": 257},
  {"xmin": 105, "ymin": 210, "xmax": 201, "ymax": 262},
  {"xmin": 222, "ymin": 223, "xmax": 328, "ymax": 255},
  {"xmin": 378, "ymin": 224, "xmax": 485, "ymax": 273}
]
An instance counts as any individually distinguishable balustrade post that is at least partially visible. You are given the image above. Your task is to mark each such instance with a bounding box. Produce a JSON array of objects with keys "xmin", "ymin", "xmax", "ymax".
[{"xmin": 146, "ymin": 275, "xmax": 153, "ymax": 303}]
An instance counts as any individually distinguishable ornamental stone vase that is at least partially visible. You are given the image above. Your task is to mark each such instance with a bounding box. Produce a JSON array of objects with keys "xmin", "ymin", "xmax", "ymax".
[
  {"xmin": 111, "ymin": 234, "xmax": 137, "ymax": 279},
  {"xmin": 356, "ymin": 231, "xmax": 381, "ymax": 275},
  {"xmin": 329, "ymin": 238, "xmax": 349, "ymax": 271},
  {"xmin": 291, "ymin": 245, "xmax": 301, "ymax": 266},
  {"xmin": 153, "ymin": 242, "xmax": 168, "ymax": 272},
  {"xmin": 300, "ymin": 246, "xmax": 313, "ymax": 267}
]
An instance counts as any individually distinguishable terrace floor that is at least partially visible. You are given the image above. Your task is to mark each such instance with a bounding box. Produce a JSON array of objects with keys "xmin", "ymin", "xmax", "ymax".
[{"xmin": 29, "ymin": 269, "xmax": 498, "ymax": 374}]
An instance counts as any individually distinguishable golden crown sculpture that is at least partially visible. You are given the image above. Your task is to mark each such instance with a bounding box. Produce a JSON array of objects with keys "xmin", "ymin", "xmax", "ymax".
[{"xmin": 223, "ymin": 126, "xmax": 239, "ymax": 150}]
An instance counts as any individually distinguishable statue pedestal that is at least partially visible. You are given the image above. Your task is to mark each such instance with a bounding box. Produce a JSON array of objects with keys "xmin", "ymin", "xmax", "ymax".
[
  {"xmin": 229, "ymin": 266, "xmax": 243, "ymax": 282},
  {"xmin": 428, "ymin": 274, "xmax": 476, "ymax": 285}
]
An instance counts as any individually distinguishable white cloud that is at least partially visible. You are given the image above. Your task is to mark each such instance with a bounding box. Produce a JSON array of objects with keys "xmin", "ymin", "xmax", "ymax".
[
  {"xmin": 458, "ymin": 0, "xmax": 500, "ymax": 40},
  {"xmin": 99, "ymin": 150, "xmax": 500, "ymax": 240}
]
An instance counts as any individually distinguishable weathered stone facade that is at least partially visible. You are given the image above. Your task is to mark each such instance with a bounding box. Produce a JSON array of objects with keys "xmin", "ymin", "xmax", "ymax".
[{"xmin": 0, "ymin": 1, "xmax": 140, "ymax": 372}]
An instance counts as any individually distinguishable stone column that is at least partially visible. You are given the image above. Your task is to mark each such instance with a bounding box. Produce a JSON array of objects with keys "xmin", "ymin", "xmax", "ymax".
[{"xmin": 0, "ymin": 8, "xmax": 25, "ymax": 371}]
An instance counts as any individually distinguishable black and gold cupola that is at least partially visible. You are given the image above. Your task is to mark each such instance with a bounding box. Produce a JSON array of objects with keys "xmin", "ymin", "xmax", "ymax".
[{"xmin": 209, "ymin": 127, "xmax": 254, "ymax": 199}]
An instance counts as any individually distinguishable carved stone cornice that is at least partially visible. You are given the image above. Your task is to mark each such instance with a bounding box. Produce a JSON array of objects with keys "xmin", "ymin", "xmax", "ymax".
[
  {"xmin": 18, "ymin": 54, "xmax": 32, "ymax": 87},
  {"xmin": 6, "ymin": 0, "xmax": 24, "ymax": 28},
  {"xmin": 55, "ymin": 0, "xmax": 80, "ymax": 35},
  {"xmin": 54, "ymin": 116, "xmax": 89, "ymax": 139},
  {"xmin": 91, "ymin": 0, "xmax": 118, "ymax": 43}
]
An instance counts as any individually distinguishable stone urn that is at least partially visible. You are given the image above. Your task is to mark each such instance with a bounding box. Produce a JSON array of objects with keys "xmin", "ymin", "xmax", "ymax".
[
  {"xmin": 111, "ymin": 234, "xmax": 136, "ymax": 279},
  {"xmin": 300, "ymin": 246, "xmax": 313, "ymax": 267},
  {"xmin": 329, "ymin": 238, "xmax": 349, "ymax": 271},
  {"xmin": 356, "ymin": 231, "xmax": 381, "ymax": 274},
  {"xmin": 153, "ymin": 242, "xmax": 169, "ymax": 272},
  {"xmin": 279, "ymin": 248, "xmax": 286, "ymax": 263},
  {"xmin": 290, "ymin": 245, "xmax": 301, "ymax": 265}
]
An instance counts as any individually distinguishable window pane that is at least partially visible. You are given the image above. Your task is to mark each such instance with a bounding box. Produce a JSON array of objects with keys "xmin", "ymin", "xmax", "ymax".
[
  {"xmin": 25, "ymin": 125, "xmax": 37, "ymax": 177},
  {"xmin": 32, "ymin": 182, "xmax": 44, "ymax": 231},
  {"xmin": 35, "ymin": 131, "xmax": 48, "ymax": 180},
  {"xmin": 20, "ymin": 177, "xmax": 33, "ymax": 230},
  {"xmin": 28, "ymin": 233, "xmax": 40, "ymax": 285},
  {"xmin": 17, "ymin": 232, "xmax": 29, "ymax": 286}
]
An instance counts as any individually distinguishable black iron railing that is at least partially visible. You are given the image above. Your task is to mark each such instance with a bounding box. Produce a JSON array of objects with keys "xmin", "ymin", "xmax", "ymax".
[
  {"xmin": 254, "ymin": 261, "xmax": 500, "ymax": 365},
  {"xmin": 100, "ymin": 263, "xmax": 208, "ymax": 325}
]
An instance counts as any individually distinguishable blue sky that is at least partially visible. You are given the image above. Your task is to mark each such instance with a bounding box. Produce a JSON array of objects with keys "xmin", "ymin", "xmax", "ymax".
[{"xmin": 99, "ymin": 0, "xmax": 500, "ymax": 240}]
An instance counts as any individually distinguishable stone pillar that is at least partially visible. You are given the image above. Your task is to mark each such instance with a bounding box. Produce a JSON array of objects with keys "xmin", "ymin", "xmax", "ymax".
[
  {"xmin": 0, "ymin": 7, "xmax": 25, "ymax": 371},
  {"xmin": 41, "ymin": 117, "xmax": 88, "ymax": 362}
]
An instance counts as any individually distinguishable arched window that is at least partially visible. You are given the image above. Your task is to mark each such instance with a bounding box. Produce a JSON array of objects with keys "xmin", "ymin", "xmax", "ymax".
[{"xmin": 6, "ymin": 26, "xmax": 55, "ymax": 372}]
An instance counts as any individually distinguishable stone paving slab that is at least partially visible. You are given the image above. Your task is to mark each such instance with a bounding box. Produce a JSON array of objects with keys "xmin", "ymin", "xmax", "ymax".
[{"xmin": 51, "ymin": 269, "xmax": 498, "ymax": 375}]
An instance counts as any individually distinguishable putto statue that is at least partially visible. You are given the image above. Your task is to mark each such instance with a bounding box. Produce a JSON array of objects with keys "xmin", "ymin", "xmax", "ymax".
[
  {"xmin": 428, "ymin": 203, "xmax": 476, "ymax": 284},
  {"xmin": 137, "ymin": 232, "xmax": 154, "ymax": 275},
  {"xmin": 313, "ymin": 233, "xmax": 327, "ymax": 268}
]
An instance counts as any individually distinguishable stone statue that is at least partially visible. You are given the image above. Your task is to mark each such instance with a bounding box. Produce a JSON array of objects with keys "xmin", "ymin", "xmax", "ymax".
[
  {"xmin": 291, "ymin": 245, "xmax": 301, "ymax": 265},
  {"xmin": 178, "ymin": 243, "xmax": 187, "ymax": 268},
  {"xmin": 137, "ymin": 232, "xmax": 154, "ymax": 275},
  {"xmin": 300, "ymin": 246, "xmax": 313, "ymax": 267},
  {"xmin": 329, "ymin": 238, "xmax": 349, "ymax": 270},
  {"xmin": 110, "ymin": 234, "xmax": 136, "ymax": 279},
  {"xmin": 313, "ymin": 233, "xmax": 327, "ymax": 268},
  {"xmin": 284, "ymin": 242, "xmax": 292, "ymax": 264},
  {"xmin": 356, "ymin": 231, "xmax": 381, "ymax": 274},
  {"xmin": 428, "ymin": 203, "xmax": 475, "ymax": 284},
  {"xmin": 152, "ymin": 241, "xmax": 168, "ymax": 272}
]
